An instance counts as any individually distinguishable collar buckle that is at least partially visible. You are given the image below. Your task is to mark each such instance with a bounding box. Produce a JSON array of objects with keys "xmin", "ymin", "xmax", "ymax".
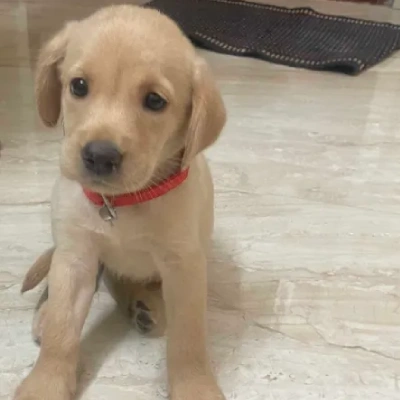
[{"xmin": 99, "ymin": 195, "xmax": 117, "ymax": 224}]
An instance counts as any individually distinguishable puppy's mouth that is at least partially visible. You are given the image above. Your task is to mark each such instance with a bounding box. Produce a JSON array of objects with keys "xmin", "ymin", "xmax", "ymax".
[
  {"xmin": 73, "ymin": 140, "xmax": 182, "ymax": 196},
  {"xmin": 80, "ymin": 171, "xmax": 151, "ymax": 196},
  {"xmin": 82, "ymin": 172, "xmax": 158, "ymax": 198},
  {"xmin": 77, "ymin": 140, "xmax": 154, "ymax": 195},
  {"xmin": 77, "ymin": 140, "xmax": 124, "ymax": 194}
]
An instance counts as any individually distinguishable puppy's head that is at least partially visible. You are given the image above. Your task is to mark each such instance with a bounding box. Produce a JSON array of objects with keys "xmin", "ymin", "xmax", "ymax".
[{"xmin": 35, "ymin": 6, "xmax": 226, "ymax": 195}]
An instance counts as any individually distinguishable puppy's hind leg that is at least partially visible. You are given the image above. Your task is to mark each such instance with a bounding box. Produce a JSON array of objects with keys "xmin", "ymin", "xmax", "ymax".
[{"xmin": 131, "ymin": 281, "xmax": 166, "ymax": 337}]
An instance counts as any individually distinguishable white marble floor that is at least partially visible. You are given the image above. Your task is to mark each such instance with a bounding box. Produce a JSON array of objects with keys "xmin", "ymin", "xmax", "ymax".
[{"xmin": 1, "ymin": 0, "xmax": 400, "ymax": 399}]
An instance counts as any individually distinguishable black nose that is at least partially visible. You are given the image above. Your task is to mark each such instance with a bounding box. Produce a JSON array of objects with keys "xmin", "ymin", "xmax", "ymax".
[{"xmin": 81, "ymin": 140, "xmax": 122, "ymax": 176}]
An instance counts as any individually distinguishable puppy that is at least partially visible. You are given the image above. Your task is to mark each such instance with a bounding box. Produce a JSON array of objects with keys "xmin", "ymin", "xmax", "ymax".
[{"xmin": 15, "ymin": 5, "xmax": 226, "ymax": 400}]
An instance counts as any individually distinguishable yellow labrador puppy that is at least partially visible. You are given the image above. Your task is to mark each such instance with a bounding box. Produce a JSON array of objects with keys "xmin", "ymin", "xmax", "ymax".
[{"xmin": 15, "ymin": 5, "xmax": 226, "ymax": 400}]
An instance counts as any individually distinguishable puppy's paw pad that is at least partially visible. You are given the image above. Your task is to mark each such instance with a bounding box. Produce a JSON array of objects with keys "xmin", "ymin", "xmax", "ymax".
[
  {"xmin": 133, "ymin": 300, "xmax": 156, "ymax": 334},
  {"xmin": 136, "ymin": 300, "xmax": 150, "ymax": 312},
  {"xmin": 136, "ymin": 310, "xmax": 155, "ymax": 334},
  {"xmin": 33, "ymin": 335, "xmax": 41, "ymax": 347}
]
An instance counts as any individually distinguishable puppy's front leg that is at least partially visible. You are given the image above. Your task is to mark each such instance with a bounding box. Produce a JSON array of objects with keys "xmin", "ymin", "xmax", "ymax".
[
  {"xmin": 14, "ymin": 246, "xmax": 98, "ymax": 400},
  {"xmin": 162, "ymin": 251, "xmax": 225, "ymax": 400}
]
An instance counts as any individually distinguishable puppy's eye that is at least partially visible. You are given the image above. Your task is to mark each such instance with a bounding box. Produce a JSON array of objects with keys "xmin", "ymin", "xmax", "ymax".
[
  {"xmin": 70, "ymin": 78, "xmax": 89, "ymax": 98},
  {"xmin": 143, "ymin": 92, "xmax": 167, "ymax": 111}
]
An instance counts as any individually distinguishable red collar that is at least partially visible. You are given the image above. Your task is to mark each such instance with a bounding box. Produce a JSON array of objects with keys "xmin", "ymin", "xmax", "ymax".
[{"xmin": 83, "ymin": 168, "xmax": 189, "ymax": 208}]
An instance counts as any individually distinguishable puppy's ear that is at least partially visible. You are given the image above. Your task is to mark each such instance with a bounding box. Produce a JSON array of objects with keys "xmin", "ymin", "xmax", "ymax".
[
  {"xmin": 182, "ymin": 58, "xmax": 226, "ymax": 167},
  {"xmin": 35, "ymin": 23, "xmax": 74, "ymax": 127}
]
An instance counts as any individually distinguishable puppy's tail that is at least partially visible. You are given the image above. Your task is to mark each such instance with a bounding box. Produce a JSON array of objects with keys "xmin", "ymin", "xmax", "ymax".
[{"xmin": 21, "ymin": 247, "xmax": 54, "ymax": 293}]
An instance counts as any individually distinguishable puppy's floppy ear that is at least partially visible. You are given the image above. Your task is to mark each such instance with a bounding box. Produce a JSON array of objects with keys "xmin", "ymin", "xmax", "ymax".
[
  {"xmin": 182, "ymin": 58, "xmax": 226, "ymax": 167},
  {"xmin": 35, "ymin": 22, "xmax": 74, "ymax": 127}
]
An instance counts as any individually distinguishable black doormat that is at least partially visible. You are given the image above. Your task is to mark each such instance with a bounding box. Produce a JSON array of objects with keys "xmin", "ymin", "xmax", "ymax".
[{"xmin": 145, "ymin": 0, "xmax": 400, "ymax": 75}]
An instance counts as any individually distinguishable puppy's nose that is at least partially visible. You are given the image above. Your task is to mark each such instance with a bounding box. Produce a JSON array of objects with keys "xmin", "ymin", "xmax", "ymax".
[{"xmin": 81, "ymin": 140, "xmax": 122, "ymax": 176}]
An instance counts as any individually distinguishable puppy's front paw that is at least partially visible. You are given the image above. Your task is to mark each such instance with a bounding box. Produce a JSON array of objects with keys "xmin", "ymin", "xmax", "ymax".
[
  {"xmin": 172, "ymin": 376, "xmax": 226, "ymax": 400},
  {"xmin": 14, "ymin": 363, "xmax": 75, "ymax": 400}
]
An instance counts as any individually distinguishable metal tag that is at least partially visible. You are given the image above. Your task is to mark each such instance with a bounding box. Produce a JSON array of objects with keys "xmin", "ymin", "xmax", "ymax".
[{"xmin": 99, "ymin": 195, "xmax": 117, "ymax": 224}]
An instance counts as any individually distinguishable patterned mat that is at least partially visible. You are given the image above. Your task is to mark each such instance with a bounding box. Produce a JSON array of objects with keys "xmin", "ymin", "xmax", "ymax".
[{"xmin": 145, "ymin": 0, "xmax": 400, "ymax": 75}]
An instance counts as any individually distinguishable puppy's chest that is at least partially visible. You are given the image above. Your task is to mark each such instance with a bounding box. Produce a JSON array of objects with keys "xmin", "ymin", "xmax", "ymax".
[{"xmin": 96, "ymin": 211, "xmax": 164, "ymax": 281}]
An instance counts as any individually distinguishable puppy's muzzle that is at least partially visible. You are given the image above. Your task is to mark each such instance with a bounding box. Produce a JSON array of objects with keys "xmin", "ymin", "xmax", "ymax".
[{"xmin": 81, "ymin": 140, "xmax": 122, "ymax": 176}]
